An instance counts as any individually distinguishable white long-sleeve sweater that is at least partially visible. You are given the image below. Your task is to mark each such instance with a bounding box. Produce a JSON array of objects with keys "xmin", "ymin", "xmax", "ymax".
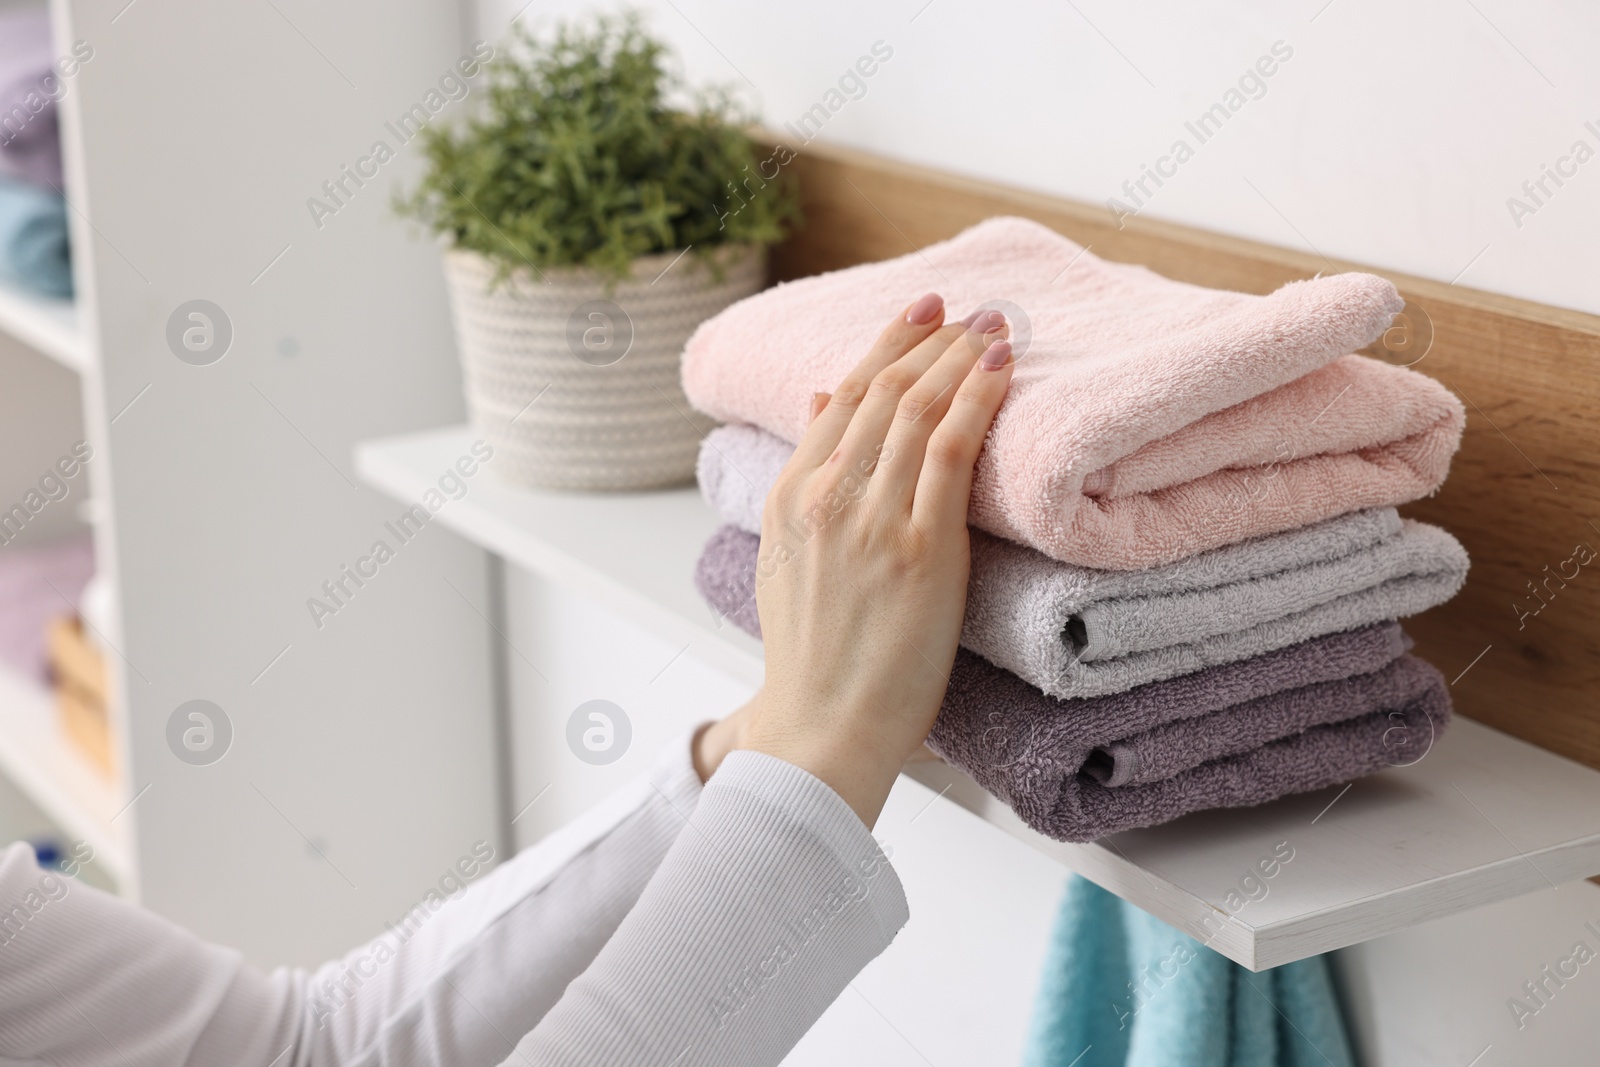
[{"xmin": 0, "ymin": 733, "xmax": 908, "ymax": 1067}]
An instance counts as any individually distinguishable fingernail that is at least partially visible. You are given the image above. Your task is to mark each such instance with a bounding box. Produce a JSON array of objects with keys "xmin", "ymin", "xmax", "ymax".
[
  {"xmin": 906, "ymin": 292, "xmax": 944, "ymax": 325},
  {"xmin": 979, "ymin": 339, "xmax": 1013, "ymax": 370},
  {"xmin": 964, "ymin": 309, "xmax": 1006, "ymax": 334}
]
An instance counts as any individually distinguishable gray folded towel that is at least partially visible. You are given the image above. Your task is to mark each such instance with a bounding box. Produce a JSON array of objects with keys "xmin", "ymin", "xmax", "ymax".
[{"xmin": 698, "ymin": 424, "xmax": 1469, "ymax": 698}]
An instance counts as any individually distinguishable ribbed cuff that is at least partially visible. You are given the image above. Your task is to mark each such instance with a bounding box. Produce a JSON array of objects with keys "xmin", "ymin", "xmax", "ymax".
[
  {"xmin": 707, "ymin": 750, "xmax": 909, "ymax": 942},
  {"xmin": 651, "ymin": 725, "xmax": 709, "ymax": 817}
]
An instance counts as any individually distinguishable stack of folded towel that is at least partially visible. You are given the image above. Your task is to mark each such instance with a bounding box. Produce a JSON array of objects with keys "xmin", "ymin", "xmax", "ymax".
[
  {"xmin": 682, "ymin": 216, "xmax": 1468, "ymax": 841},
  {"xmin": 0, "ymin": 7, "xmax": 73, "ymax": 298}
]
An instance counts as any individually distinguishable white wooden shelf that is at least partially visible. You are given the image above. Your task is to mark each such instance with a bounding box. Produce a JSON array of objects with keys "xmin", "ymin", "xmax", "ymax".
[
  {"xmin": 903, "ymin": 724, "xmax": 1600, "ymax": 969},
  {"xmin": 0, "ymin": 281, "xmax": 89, "ymax": 373},
  {"xmin": 356, "ymin": 424, "xmax": 1600, "ymax": 970},
  {"xmin": 0, "ymin": 663, "xmax": 131, "ymax": 885},
  {"xmin": 356, "ymin": 426, "xmax": 765, "ymax": 689}
]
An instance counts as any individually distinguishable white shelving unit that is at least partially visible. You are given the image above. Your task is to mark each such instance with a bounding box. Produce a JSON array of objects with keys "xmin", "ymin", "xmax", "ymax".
[
  {"xmin": 0, "ymin": 663, "xmax": 130, "ymax": 884},
  {"xmin": 0, "ymin": 0, "xmax": 124, "ymax": 898},
  {"xmin": 0, "ymin": 277, "xmax": 124, "ymax": 891},
  {"xmin": 0, "ymin": 230, "xmax": 119, "ymax": 887},
  {"xmin": 0, "ymin": 281, "xmax": 88, "ymax": 373},
  {"xmin": 0, "ymin": 0, "xmax": 510, "ymax": 963},
  {"xmin": 36, "ymin": 0, "xmax": 507, "ymax": 965},
  {"xmin": 358, "ymin": 423, "xmax": 1600, "ymax": 971}
]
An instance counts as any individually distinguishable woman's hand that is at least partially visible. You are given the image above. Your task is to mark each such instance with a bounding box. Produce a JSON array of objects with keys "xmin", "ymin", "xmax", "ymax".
[{"xmin": 720, "ymin": 294, "xmax": 1013, "ymax": 826}]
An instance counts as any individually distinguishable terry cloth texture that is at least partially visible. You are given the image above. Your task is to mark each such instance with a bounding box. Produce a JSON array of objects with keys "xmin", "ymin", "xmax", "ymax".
[
  {"xmin": 694, "ymin": 524, "xmax": 1449, "ymax": 841},
  {"xmin": 1024, "ymin": 876, "xmax": 1355, "ymax": 1067},
  {"xmin": 682, "ymin": 216, "xmax": 1465, "ymax": 570},
  {"xmin": 697, "ymin": 425, "xmax": 1468, "ymax": 700}
]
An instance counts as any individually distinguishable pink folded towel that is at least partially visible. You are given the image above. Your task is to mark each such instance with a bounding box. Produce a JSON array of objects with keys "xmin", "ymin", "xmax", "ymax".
[{"xmin": 682, "ymin": 216, "xmax": 1465, "ymax": 569}]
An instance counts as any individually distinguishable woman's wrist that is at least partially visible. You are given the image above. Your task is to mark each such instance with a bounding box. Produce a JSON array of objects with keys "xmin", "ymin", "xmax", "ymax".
[
  {"xmin": 694, "ymin": 693, "xmax": 940, "ymax": 826},
  {"xmin": 740, "ymin": 699, "xmax": 907, "ymax": 828},
  {"xmin": 692, "ymin": 700, "xmax": 754, "ymax": 783}
]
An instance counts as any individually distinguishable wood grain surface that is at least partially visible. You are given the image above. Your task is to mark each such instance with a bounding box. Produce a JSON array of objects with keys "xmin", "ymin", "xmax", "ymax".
[{"xmin": 763, "ymin": 135, "xmax": 1600, "ymax": 771}]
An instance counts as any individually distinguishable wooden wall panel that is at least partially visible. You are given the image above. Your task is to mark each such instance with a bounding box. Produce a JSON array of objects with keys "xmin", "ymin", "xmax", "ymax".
[{"xmin": 765, "ymin": 136, "xmax": 1600, "ymax": 771}]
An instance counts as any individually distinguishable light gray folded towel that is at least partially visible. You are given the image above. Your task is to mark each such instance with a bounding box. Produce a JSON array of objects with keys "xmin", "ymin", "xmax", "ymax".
[{"xmin": 698, "ymin": 424, "xmax": 1470, "ymax": 699}]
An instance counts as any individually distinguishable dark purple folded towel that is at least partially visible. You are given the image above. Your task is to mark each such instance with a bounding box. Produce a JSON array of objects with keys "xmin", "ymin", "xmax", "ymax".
[{"xmin": 695, "ymin": 524, "xmax": 1452, "ymax": 841}]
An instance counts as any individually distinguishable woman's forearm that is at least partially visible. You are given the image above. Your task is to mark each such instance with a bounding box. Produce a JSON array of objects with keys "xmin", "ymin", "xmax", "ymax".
[
  {"xmin": 279, "ymin": 731, "xmax": 711, "ymax": 1066},
  {"xmin": 502, "ymin": 749, "xmax": 908, "ymax": 1067},
  {"xmin": 0, "ymin": 731, "xmax": 707, "ymax": 1067}
]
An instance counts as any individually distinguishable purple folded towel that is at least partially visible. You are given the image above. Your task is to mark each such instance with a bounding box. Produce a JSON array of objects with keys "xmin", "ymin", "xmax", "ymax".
[
  {"xmin": 696, "ymin": 524, "xmax": 1452, "ymax": 841},
  {"xmin": 0, "ymin": 8, "xmax": 65, "ymax": 191},
  {"xmin": 0, "ymin": 532, "xmax": 94, "ymax": 683}
]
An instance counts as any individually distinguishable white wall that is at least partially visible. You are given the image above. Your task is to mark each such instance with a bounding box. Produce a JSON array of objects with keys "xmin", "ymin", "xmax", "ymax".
[
  {"xmin": 470, "ymin": 1, "xmax": 1600, "ymax": 1063},
  {"xmin": 1336, "ymin": 879, "xmax": 1600, "ymax": 1066},
  {"xmin": 473, "ymin": 0, "xmax": 1600, "ymax": 317}
]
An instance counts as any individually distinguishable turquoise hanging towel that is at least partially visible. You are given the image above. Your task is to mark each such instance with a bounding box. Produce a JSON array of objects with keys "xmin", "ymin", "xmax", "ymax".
[{"xmin": 1024, "ymin": 877, "xmax": 1355, "ymax": 1067}]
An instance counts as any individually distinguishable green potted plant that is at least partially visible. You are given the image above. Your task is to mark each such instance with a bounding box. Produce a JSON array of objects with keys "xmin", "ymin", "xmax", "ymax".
[{"xmin": 398, "ymin": 14, "xmax": 798, "ymax": 490}]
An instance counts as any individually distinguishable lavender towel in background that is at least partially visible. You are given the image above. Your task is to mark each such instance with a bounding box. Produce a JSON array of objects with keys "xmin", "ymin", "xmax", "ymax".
[
  {"xmin": 694, "ymin": 524, "xmax": 1451, "ymax": 841},
  {"xmin": 696, "ymin": 423, "xmax": 792, "ymax": 535},
  {"xmin": 0, "ymin": 533, "xmax": 94, "ymax": 683},
  {"xmin": 0, "ymin": 8, "xmax": 65, "ymax": 191},
  {"xmin": 697, "ymin": 424, "xmax": 1468, "ymax": 699}
]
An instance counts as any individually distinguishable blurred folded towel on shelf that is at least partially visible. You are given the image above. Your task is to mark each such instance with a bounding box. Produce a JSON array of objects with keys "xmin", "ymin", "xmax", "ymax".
[
  {"xmin": 0, "ymin": 175, "xmax": 72, "ymax": 297},
  {"xmin": 693, "ymin": 524, "xmax": 1450, "ymax": 842},
  {"xmin": 0, "ymin": 7, "xmax": 73, "ymax": 298},
  {"xmin": 0, "ymin": 7, "xmax": 67, "ymax": 192},
  {"xmin": 682, "ymin": 216, "xmax": 1464, "ymax": 570},
  {"xmin": 698, "ymin": 425, "xmax": 1468, "ymax": 700},
  {"xmin": 0, "ymin": 533, "xmax": 94, "ymax": 684}
]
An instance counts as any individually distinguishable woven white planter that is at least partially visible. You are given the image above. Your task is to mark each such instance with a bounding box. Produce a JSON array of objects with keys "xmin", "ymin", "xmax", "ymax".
[{"xmin": 442, "ymin": 244, "xmax": 764, "ymax": 491}]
